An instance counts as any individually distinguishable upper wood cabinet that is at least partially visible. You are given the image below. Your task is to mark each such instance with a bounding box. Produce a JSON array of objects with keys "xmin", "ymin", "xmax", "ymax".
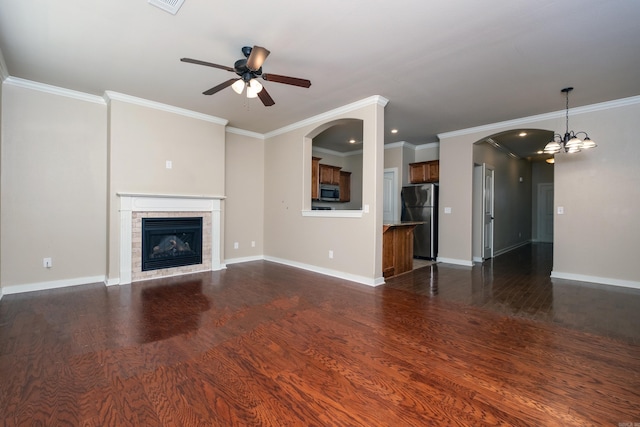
[
  {"xmin": 312, "ymin": 157, "xmax": 351, "ymax": 203},
  {"xmin": 409, "ymin": 160, "xmax": 439, "ymax": 184},
  {"xmin": 319, "ymin": 164, "xmax": 341, "ymax": 185},
  {"xmin": 312, "ymin": 157, "xmax": 321, "ymax": 200},
  {"xmin": 339, "ymin": 171, "xmax": 351, "ymax": 202}
]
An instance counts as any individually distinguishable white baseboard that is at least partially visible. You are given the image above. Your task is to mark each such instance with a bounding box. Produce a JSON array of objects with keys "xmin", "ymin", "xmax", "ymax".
[
  {"xmin": 2, "ymin": 275, "xmax": 106, "ymax": 295},
  {"xmin": 105, "ymin": 277, "xmax": 121, "ymax": 286},
  {"xmin": 264, "ymin": 256, "xmax": 385, "ymax": 287},
  {"xmin": 551, "ymin": 271, "xmax": 640, "ymax": 290},
  {"xmin": 224, "ymin": 255, "xmax": 265, "ymax": 265},
  {"xmin": 436, "ymin": 257, "xmax": 474, "ymax": 267}
]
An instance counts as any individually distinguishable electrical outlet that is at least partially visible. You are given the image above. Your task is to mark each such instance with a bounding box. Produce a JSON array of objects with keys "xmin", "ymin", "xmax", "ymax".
[
  {"xmin": 166, "ymin": 160, "xmax": 172, "ymax": 169},
  {"xmin": 234, "ymin": 242, "xmax": 239, "ymax": 249},
  {"xmin": 329, "ymin": 250, "xmax": 334, "ymax": 259},
  {"xmin": 251, "ymin": 241, "xmax": 256, "ymax": 247},
  {"xmin": 43, "ymin": 257, "xmax": 52, "ymax": 268}
]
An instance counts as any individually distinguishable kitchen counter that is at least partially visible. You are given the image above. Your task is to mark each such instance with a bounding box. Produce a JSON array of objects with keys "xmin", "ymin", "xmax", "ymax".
[{"xmin": 382, "ymin": 222, "xmax": 421, "ymax": 278}]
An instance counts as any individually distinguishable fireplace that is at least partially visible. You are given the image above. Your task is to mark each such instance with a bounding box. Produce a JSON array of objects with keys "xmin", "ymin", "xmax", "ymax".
[
  {"xmin": 115, "ymin": 194, "xmax": 224, "ymax": 286},
  {"xmin": 141, "ymin": 217, "xmax": 203, "ymax": 271}
]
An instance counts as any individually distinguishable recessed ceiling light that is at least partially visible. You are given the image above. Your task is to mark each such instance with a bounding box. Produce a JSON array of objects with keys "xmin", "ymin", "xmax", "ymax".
[
  {"xmin": 519, "ymin": 132, "xmax": 527, "ymax": 137},
  {"xmin": 536, "ymin": 150, "xmax": 544, "ymax": 154},
  {"xmin": 349, "ymin": 139, "xmax": 357, "ymax": 144},
  {"xmin": 391, "ymin": 129, "xmax": 398, "ymax": 134}
]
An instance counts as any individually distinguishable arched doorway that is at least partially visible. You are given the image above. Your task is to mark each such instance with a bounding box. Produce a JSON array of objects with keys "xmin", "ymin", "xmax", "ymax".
[{"xmin": 471, "ymin": 128, "xmax": 554, "ymax": 261}]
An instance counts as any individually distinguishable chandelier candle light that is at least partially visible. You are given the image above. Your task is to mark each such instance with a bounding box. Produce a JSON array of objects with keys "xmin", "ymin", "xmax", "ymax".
[{"xmin": 543, "ymin": 87, "xmax": 597, "ymax": 155}]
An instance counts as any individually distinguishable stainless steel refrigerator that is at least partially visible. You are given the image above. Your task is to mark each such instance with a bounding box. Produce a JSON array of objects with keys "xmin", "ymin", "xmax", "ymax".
[{"xmin": 401, "ymin": 184, "xmax": 438, "ymax": 259}]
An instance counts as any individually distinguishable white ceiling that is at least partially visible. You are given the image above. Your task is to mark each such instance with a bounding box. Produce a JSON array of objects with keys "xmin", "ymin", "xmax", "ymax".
[{"xmin": 1, "ymin": 0, "xmax": 640, "ymax": 154}]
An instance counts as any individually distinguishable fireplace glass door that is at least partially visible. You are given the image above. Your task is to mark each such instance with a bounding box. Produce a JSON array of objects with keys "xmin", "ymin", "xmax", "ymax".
[{"xmin": 141, "ymin": 217, "xmax": 203, "ymax": 271}]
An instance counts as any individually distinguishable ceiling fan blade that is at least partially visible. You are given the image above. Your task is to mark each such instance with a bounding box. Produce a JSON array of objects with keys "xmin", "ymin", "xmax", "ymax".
[
  {"xmin": 246, "ymin": 46, "xmax": 270, "ymax": 71},
  {"xmin": 180, "ymin": 58, "xmax": 235, "ymax": 73},
  {"xmin": 203, "ymin": 79, "xmax": 238, "ymax": 95},
  {"xmin": 262, "ymin": 73, "xmax": 311, "ymax": 88},
  {"xmin": 257, "ymin": 86, "xmax": 275, "ymax": 107}
]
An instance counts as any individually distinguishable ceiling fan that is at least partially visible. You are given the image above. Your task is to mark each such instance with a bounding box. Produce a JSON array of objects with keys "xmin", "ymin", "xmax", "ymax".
[{"xmin": 180, "ymin": 46, "xmax": 311, "ymax": 107}]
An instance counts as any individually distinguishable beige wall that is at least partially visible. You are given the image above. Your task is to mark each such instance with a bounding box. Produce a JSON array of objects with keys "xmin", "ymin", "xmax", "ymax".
[
  {"xmin": 414, "ymin": 143, "xmax": 440, "ymax": 163},
  {"xmin": 440, "ymin": 100, "xmax": 640, "ymax": 285},
  {"xmin": 106, "ymin": 97, "xmax": 226, "ymax": 282},
  {"xmin": 2, "ymin": 77, "xmax": 637, "ymax": 291},
  {"xmin": 1, "ymin": 83, "xmax": 107, "ymax": 287},
  {"xmin": 224, "ymin": 131, "xmax": 265, "ymax": 261},
  {"xmin": 263, "ymin": 98, "xmax": 386, "ymax": 284}
]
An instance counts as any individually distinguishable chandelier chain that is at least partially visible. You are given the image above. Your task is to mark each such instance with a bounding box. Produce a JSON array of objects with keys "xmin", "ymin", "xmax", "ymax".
[{"xmin": 565, "ymin": 90, "xmax": 570, "ymax": 135}]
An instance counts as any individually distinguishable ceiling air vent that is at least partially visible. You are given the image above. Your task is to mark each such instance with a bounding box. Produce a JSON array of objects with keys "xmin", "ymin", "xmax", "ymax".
[{"xmin": 148, "ymin": 0, "xmax": 185, "ymax": 15}]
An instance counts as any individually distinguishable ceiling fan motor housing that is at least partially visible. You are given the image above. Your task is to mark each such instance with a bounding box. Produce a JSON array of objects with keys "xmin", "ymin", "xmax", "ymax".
[{"xmin": 234, "ymin": 59, "xmax": 262, "ymax": 82}]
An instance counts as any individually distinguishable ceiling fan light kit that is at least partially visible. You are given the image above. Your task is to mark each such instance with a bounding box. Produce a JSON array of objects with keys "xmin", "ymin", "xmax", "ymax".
[
  {"xmin": 180, "ymin": 45, "xmax": 311, "ymax": 106},
  {"xmin": 543, "ymin": 87, "xmax": 597, "ymax": 156}
]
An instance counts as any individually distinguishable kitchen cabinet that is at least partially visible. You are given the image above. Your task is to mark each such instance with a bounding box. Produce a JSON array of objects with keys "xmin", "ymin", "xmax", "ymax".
[
  {"xmin": 319, "ymin": 164, "xmax": 341, "ymax": 185},
  {"xmin": 312, "ymin": 157, "xmax": 321, "ymax": 200},
  {"xmin": 409, "ymin": 160, "xmax": 439, "ymax": 184},
  {"xmin": 339, "ymin": 171, "xmax": 351, "ymax": 202},
  {"xmin": 382, "ymin": 223, "xmax": 418, "ymax": 278}
]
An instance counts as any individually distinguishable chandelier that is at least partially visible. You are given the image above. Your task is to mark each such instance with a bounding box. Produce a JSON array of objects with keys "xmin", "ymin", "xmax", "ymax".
[{"xmin": 543, "ymin": 87, "xmax": 597, "ymax": 154}]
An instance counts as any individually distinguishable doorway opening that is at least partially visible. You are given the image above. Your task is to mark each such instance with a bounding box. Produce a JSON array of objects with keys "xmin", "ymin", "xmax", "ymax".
[{"xmin": 472, "ymin": 129, "xmax": 555, "ymax": 262}]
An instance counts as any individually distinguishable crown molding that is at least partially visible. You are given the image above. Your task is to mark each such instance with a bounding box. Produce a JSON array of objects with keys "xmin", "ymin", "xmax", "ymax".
[
  {"xmin": 384, "ymin": 141, "xmax": 439, "ymax": 151},
  {"xmin": 438, "ymin": 95, "xmax": 640, "ymax": 140},
  {"xmin": 104, "ymin": 91, "xmax": 228, "ymax": 125},
  {"xmin": 415, "ymin": 141, "xmax": 440, "ymax": 150},
  {"xmin": 384, "ymin": 141, "xmax": 412, "ymax": 150},
  {"xmin": 312, "ymin": 146, "xmax": 363, "ymax": 158},
  {"xmin": 4, "ymin": 77, "xmax": 106, "ymax": 104},
  {"xmin": 265, "ymin": 95, "xmax": 389, "ymax": 139},
  {"xmin": 226, "ymin": 126, "xmax": 265, "ymax": 140}
]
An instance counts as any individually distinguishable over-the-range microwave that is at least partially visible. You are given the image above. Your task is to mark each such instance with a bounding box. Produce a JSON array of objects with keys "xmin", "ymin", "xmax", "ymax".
[{"xmin": 319, "ymin": 184, "xmax": 340, "ymax": 202}]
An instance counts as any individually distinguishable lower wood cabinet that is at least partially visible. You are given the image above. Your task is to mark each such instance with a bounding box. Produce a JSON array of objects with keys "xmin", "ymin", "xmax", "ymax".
[{"xmin": 382, "ymin": 224, "xmax": 417, "ymax": 278}]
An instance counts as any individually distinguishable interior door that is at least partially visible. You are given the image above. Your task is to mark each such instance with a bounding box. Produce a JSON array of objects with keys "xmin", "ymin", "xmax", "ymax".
[
  {"xmin": 537, "ymin": 183, "xmax": 554, "ymax": 242},
  {"xmin": 482, "ymin": 164, "xmax": 495, "ymax": 260}
]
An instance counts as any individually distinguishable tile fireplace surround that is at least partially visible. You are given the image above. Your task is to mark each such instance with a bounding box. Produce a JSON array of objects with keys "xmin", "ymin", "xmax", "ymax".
[{"xmin": 117, "ymin": 194, "xmax": 224, "ymax": 285}]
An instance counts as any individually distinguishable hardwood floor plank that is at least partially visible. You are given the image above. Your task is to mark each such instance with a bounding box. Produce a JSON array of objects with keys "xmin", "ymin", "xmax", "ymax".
[{"xmin": 1, "ymin": 243, "xmax": 639, "ymax": 425}]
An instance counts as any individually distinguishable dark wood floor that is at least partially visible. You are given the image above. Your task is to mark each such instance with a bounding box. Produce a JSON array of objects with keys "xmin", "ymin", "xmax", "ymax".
[{"xmin": 1, "ymin": 244, "xmax": 639, "ymax": 426}]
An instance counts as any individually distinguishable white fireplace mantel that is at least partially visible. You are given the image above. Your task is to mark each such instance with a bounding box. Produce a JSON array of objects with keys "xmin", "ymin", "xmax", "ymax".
[{"xmin": 117, "ymin": 193, "xmax": 225, "ymax": 285}]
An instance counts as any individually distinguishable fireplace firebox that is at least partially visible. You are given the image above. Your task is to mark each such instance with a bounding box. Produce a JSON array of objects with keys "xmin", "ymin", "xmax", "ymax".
[{"xmin": 141, "ymin": 217, "xmax": 203, "ymax": 271}]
